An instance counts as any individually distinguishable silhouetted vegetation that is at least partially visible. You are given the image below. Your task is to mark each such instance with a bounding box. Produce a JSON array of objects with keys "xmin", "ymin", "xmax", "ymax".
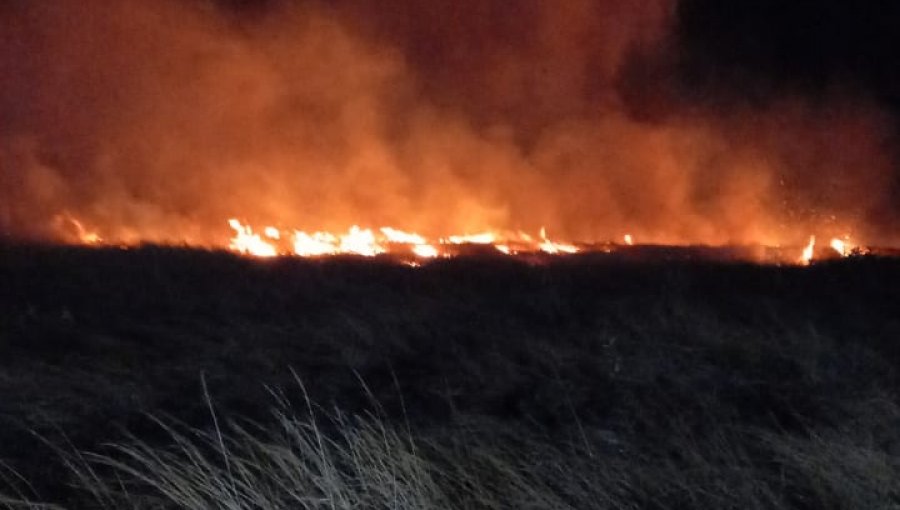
[{"xmin": 1, "ymin": 244, "xmax": 899, "ymax": 508}]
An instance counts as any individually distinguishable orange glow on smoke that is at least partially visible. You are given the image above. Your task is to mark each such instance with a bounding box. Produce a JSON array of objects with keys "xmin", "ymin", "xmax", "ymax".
[{"xmin": 2, "ymin": 2, "xmax": 897, "ymax": 267}]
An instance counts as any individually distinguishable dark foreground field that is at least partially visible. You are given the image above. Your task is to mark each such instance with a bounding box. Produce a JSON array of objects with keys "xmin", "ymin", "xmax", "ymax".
[{"xmin": 1, "ymin": 245, "xmax": 900, "ymax": 509}]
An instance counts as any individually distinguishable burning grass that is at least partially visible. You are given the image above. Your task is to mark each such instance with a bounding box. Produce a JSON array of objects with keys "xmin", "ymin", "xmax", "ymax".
[
  {"xmin": 1, "ymin": 244, "xmax": 899, "ymax": 508},
  {"xmin": 54, "ymin": 215, "xmax": 867, "ymax": 266}
]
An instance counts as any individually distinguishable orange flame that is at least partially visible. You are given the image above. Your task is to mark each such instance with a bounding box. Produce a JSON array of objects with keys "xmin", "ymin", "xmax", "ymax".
[
  {"xmin": 537, "ymin": 227, "xmax": 579, "ymax": 254},
  {"xmin": 800, "ymin": 235, "xmax": 816, "ymax": 265},
  {"xmin": 264, "ymin": 227, "xmax": 281, "ymax": 240},
  {"xmin": 411, "ymin": 244, "xmax": 439, "ymax": 258},
  {"xmin": 830, "ymin": 238, "xmax": 849, "ymax": 256},
  {"xmin": 54, "ymin": 213, "xmax": 103, "ymax": 245},
  {"xmin": 382, "ymin": 227, "xmax": 439, "ymax": 258},
  {"xmin": 228, "ymin": 219, "xmax": 277, "ymax": 257},
  {"xmin": 292, "ymin": 230, "xmax": 339, "ymax": 256},
  {"xmin": 227, "ymin": 221, "xmax": 585, "ymax": 259},
  {"xmin": 444, "ymin": 233, "xmax": 496, "ymax": 245},
  {"xmin": 51, "ymin": 212, "xmax": 876, "ymax": 268}
]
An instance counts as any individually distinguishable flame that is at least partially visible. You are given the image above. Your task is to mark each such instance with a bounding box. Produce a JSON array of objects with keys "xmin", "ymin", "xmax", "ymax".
[
  {"xmin": 830, "ymin": 238, "xmax": 848, "ymax": 256},
  {"xmin": 829, "ymin": 236, "xmax": 865, "ymax": 258},
  {"xmin": 264, "ymin": 227, "xmax": 280, "ymax": 240},
  {"xmin": 537, "ymin": 227, "xmax": 579, "ymax": 254},
  {"xmin": 800, "ymin": 235, "xmax": 816, "ymax": 265},
  {"xmin": 77, "ymin": 230, "xmax": 102, "ymax": 245},
  {"xmin": 441, "ymin": 232, "xmax": 496, "ymax": 244},
  {"xmin": 54, "ymin": 213, "xmax": 103, "ymax": 245},
  {"xmin": 291, "ymin": 226, "xmax": 386, "ymax": 257},
  {"xmin": 445, "ymin": 232, "xmax": 496, "ymax": 245},
  {"xmin": 412, "ymin": 244, "xmax": 439, "ymax": 258},
  {"xmin": 53, "ymin": 212, "xmax": 876, "ymax": 268},
  {"xmin": 338, "ymin": 226, "xmax": 385, "ymax": 256},
  {"xmin": 292, "ymin": 230, "xmax": 339, "ymax": 256},
  {"xmin": 231, "ymin": 221, "xmax": 583, "ymax": 258},
  {"xmin": 228, "ymin": 219, "xmax": 277, "ymax": 257},
  {"xmin": 381, "ymin": 227, "xmax": 427, "ymax": 245},
  {"xmin": 382, "ymin": 227, "xmax": 438, "ymax": 258}
]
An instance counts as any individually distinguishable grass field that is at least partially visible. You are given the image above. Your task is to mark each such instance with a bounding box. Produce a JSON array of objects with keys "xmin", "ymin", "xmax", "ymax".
[{"xmin": 1, "ymin": 244, "xmax": 899, "ymax": 508}]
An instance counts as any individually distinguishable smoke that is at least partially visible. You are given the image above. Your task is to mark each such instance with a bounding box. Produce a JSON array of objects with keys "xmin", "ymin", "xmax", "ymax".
[{"xmin": 0, "ymin": 0, "xmax": 895, "ymax": 246}]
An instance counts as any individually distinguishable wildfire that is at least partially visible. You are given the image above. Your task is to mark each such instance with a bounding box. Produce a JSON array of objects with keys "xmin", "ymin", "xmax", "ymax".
[
  {"xmin": 798, "ymin": 235, "xmax": 860, "ymax": 265},
  {"xmin": 225, "ymin": 220, "xmax": 583, "ymax": 259},
  {"xmin": 289, "ymin": 226, "xmax": 388, "ymax": 257},
  {"xmin": 382, "ymin": 227, "xmax": 438, "ymax": 258},
  {"xmin": 264, "ymin": 227, "xmax": 280, "ymax": 240},
  {"xmin": 227, "ymin": 222, "xmax": 866, "ymax": 264},
  {"xmin": 49, "ymin": 213, "xmax": 871, "ymax": 266},
  {"xmin": 830, "ymin": 238, "xmax": 848, "ymax": 256},
  {"xmin": 412, "ymin": 244, "xmax": 440, "ymax": 258},
  {"xmin": 800, "ymin": 235, "xmax": 816, "ymax": 265},
  {"xmin": 54, "ymin": 213, "xmax": 103, "ymax": 245},
  {"xmin": 537, "ymin": 227, "xmax": 579, "ymax": 254},
  {"xmin": 444, "ymin": 233, "xmax": 496, "ymax": 245},
  {"xmin": 228, "ymin": 219, "xmax": 277, "ymax": 257}
]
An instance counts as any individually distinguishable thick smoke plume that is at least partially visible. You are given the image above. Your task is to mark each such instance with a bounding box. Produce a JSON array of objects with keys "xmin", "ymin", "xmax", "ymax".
[{"xmin": 1, "ymin": 0, "xmax": 895, "ymax": 247}]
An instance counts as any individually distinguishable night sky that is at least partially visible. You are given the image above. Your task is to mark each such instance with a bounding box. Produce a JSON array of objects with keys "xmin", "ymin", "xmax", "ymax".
[{"xmin": 678, "ymin": 0, "xmax": 900, "ymax": 113}]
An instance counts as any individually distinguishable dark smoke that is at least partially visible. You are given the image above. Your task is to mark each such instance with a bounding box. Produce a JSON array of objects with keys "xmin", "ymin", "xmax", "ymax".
[{"xmin": 1, "ymin": 0, "xmax": 896, "ymax": 247}]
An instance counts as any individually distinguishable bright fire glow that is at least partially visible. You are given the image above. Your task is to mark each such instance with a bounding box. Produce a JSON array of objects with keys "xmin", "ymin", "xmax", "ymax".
[
  {"xmin": 230, "ymin": 222, "xmax": 583, "ymax": 258},
  {"xmin": 54, "ymin": 213, "xmax": 871, "ymax": 267},
  {"xmin": 292, "ymin": 231, "xmax": 339, "ymax": 256},
  {"xmin": 339, "ymin": 226, "xmax": 385, "ymax": 256},
  {"xmin": 54, "ymin": 213, "xmax": 103, "ymax": 245},
  {"xmin": 445, "ymin": 233, "xmax": 496, "ymax": 245},
  {"xmin": 228, "ymin": 219, "xmax": 277, "ymax": 257},
  {"xmin": 830, "ymin": 238, "xmax": 847, "ymax": 256},
  {"xmin": 223, "ymin": 221, "xmax": 871, "ymax": 265},
  {"xmin": 800, "ymin": 235, "xmax": 816, "ymax": 265},
  {"xmin": 381, "ymin": 227, "xmax": 427, "ymax": 245},
  {"xmin": 538, "ymin": 227, "xmax": 579, "ymax": 254},
  {"xmin": 412, "ymin": 244, "xmax": 439, "ymax": 258}
]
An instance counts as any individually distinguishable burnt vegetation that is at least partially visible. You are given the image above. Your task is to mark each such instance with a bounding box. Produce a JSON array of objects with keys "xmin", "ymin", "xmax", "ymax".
[{"xmin": 1, "ymin": 245, "xmax": 900, "ymax": 508}]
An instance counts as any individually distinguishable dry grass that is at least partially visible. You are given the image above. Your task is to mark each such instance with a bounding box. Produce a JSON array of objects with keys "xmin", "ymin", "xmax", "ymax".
[
  {"xmin": 2, "ymin": 246, "xmax": 900, "ymax": 508},
  {"xmin": 5, "ymin": 385, "xmax": 895, "ymax": 509}
]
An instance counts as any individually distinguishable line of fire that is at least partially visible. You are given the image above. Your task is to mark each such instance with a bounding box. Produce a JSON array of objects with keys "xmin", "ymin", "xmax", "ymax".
[{"xmin": 49, "ymin": 212, "xmax": 894, "ymax": 266}]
